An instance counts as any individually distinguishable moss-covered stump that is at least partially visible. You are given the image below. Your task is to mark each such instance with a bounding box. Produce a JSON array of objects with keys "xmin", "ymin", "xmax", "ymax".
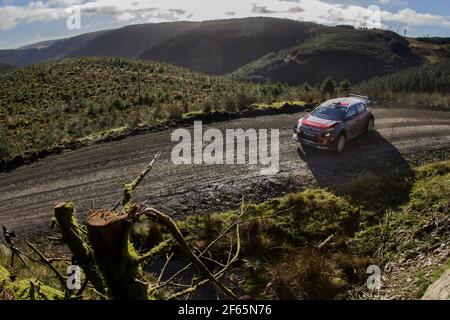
[
  {"xmin": 53, "ymin": 202, "xmax": 105, "ymax": 294},
  {"xmin": 86, "ymin": 209, "xmax": 149, "ymax": 300}
]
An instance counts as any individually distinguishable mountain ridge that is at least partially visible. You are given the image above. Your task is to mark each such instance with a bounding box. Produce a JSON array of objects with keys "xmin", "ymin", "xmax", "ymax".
[{"xmin": 0, "ymin": 17, "xmax": 441, "ymax": 85}]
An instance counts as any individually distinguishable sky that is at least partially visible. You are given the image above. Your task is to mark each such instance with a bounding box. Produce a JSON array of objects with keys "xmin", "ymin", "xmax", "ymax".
[{"xmin": 0, "ymin": 0, "xmax": 449, "ymax": 49}]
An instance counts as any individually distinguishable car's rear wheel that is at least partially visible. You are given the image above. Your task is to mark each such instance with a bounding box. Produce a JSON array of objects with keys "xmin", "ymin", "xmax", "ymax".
[
  {"xmin": 367, "ymin": 117, "xmax": 375, "ymax": 132},
  {"xmin": 336, "ymin": 134, "xmax": 346, "ymax": 153}
]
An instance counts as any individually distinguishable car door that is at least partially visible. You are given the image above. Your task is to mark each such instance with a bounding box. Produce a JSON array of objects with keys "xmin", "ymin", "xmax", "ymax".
[
  {"xmin": 345, "ymin": 106, "xmax": 358, "ymax": 139},
  {"xmin": 355, "ymin": 103, "xmax": 369, "ymax": 135}
]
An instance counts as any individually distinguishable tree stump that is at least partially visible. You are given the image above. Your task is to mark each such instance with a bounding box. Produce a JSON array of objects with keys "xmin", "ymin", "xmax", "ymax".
[{"xmin": 86, "ymin": 209, "xmax": 149, "ymax": 300}]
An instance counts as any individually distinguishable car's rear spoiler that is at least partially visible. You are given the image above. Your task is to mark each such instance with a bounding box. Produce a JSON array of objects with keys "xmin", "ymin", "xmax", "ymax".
[{"xmin": 349, "ymin": 93, "xmax": 372, "ymax": 104}]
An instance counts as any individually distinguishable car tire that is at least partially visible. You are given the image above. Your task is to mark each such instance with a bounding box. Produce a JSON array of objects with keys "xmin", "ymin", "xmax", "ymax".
[
  {"xmin": 367, "ymin": 117, "xmax": 375, "ymax": 132},
  {"xmin": 335, "ymin": 134, "xmax": 346, "ymax": 153}
]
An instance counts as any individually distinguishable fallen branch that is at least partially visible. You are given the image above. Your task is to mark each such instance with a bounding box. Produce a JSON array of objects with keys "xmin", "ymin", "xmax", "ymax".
[
  {"xmin": 26, "ymin": 241, "xmax": 70, "ymax": 299},
  {"xmin": 318, "ymin": 234, "xmax": 335, "ymax": 249},
  {"xmin": 136, "ymin": 206, "xmax": 239, "ymax": 300},
  {"xmin": 149, "ymin": 198, "xmax": 247, "ymax": 295}
]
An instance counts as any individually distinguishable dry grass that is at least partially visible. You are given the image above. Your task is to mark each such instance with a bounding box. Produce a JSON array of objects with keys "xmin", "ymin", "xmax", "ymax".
[{"xmin": 267, "ymin": 249, "xmax": 344, "ymax": 300}]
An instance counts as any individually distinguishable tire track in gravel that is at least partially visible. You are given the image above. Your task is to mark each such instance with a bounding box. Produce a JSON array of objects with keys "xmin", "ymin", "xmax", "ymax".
[{"xmin": 0, "ymin": 106, "xmax": 449, "ymax": 238}]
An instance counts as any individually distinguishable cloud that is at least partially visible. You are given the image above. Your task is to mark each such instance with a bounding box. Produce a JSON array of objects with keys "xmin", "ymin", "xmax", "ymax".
[
  {"xmin": 383, "ymin": 8, "xmax": 450, "ymax": 27},
  {"xmin": 287, "ymin": 6, "xmax": 304, "ymax": 13},
  {"xmin": 251, "ymin": 4, "xmax": 277, "ymax": 14},
  {"xmin": 0, "ymin": 2, "xmax": 67, "ymax": 30},
  {"xmin": 0, "ymin": 0, "xmax": 449, "ymax": 32}
]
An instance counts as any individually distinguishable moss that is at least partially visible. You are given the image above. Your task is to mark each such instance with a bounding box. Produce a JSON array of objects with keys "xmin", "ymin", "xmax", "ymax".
[
  {"xmin": 183, "ymin": 110, "xmax": 205, "ymax": 119},
  {"xmin": 339, "ymin": 167, "xmax": 415, "ymax": 212},
  {"xmin": 132, "ymin": 221, "xmax": 164, "ymax": 251},
  {"xmin": 354, "ymin": 161, "xmax": 450, "ymax": 257},
  {"xmin": 251, "ymin": 100, "xmax": 305, "ymax": 110},
  {"xmin": 11, "ymin": 280, "xmax": 64, "ymax": 300},
  {"xmin": 1, "ymin": 267, "xmax": 64, "ymax": 300},
  {"xmin": 413, "ymin": 270, "xmax": 432, "ymax": 299},
  {"xmin": 53, "ymin": 202, "xmax": 105, "ymax": 294},
  {"xmin": 243, "ymin": 269, "xmax": 269, "ymax": 298},
  {"xmin": 412, "ymin": 259, "xmax": 450, "ymax": 299}
]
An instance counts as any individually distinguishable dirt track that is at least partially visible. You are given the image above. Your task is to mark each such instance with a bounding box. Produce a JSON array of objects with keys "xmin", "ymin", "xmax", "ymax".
[{"xmin": 1, "ymin": 106, "xmax": 450, "ymax": 238}]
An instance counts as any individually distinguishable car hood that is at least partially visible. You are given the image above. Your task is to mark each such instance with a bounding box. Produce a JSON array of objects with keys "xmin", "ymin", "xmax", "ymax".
[{"xmin": 302, "ymin": 115, "xmax": 339, "ymax": 129}]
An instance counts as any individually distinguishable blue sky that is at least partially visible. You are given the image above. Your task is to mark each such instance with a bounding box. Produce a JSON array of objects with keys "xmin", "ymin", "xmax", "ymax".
[{"xmin": 0, "ymin": 0, "xmax": 449, "ymax": 49}]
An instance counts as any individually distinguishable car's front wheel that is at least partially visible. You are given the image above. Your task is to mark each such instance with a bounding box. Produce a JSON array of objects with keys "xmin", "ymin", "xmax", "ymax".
[
  {"xmin": 335, "ymin": 134, "xmax": 346, "ymax": 153},
  {"xmin": 367, "ymin": 117, "xmax": 375, "ymax": 132}
]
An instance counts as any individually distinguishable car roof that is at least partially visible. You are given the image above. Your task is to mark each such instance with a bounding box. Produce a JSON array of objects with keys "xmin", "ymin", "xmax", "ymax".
[{"xmin": 323, "ymin": 97, "xmax": 366, "ymax": 108}]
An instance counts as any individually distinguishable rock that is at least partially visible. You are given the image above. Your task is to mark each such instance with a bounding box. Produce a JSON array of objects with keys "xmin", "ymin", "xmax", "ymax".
[{"xmin": 422, "ymin": 269, "xmax": 449, "ymax": 300}]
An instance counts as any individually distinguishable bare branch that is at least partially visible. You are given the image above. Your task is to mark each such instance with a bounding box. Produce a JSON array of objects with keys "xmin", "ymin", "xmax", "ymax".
[
  {"xmin": 137, "ymin": 238, "xmax": 172, "ymax": 264},
  {"xmin": 26, "ymin": 241, "xmax": 70, "ymax": 299},
  {"xmin": 137, "ymin": 206, "xmax": 239, "ymax": 300},
  {"xmin": 113, "ymin": 153, "xmax": 161, "ymax": 211}
]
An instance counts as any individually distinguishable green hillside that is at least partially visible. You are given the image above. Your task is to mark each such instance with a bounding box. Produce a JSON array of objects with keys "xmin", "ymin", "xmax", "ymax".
[
  {"xmin": 0, "ymin": 18, "xmax": 432, "ymax": 87},
  {"xmin": 0, "ymin": 57, "xmax": 297, "ymax": 163},
  {"xmin": 231, "ymin": 27, "xmax": 421, "ymax": 85},
  {"xmin": 140, "ymin": 17, "xmax": 321, "ymax": 75}
]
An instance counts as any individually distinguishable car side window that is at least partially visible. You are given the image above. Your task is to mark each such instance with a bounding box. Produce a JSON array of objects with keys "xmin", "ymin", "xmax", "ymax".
[
  {"xmin": 356, "ymin": 103, "xmax": 366, "ymax": 114},
  {"xmin": 347, "ymin": 106, "xmax": 357, "ymax": 118}
]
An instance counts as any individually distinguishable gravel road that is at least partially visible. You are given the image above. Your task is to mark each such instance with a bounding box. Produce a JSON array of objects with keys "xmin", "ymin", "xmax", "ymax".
[{"xmin": 1, "ymin": 106, "xmax": 449, "ymax": 238}]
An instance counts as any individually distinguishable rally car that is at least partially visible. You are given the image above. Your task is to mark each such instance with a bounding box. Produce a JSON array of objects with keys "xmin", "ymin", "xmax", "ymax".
[{"xmin": 293, "ymin": 94, "xmax": 374, "ymax": 153}]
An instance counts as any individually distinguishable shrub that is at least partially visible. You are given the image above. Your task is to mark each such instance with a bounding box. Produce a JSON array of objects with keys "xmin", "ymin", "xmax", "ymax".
[
  {"xmin": 321, "ymin": 77, "xmax": 336, "ymax": 96},
  {"xmin": 202, "ymin": 100, "xmax": 213, "ymax": 113},
  {"xmin": 340, "ymin": 79, "xmax": 351, "ymax": 93},
  {"xmin": 223, "ymin": 95, "xmax": 237, "ymax": 112},
  {"xmin": 269, "ymin": 249, "xmax": 342, "ymax": 299},
  {"xmin": 166, "ymin": 104, "xmax": 183, "ymax": 120},
  {"xmin": 236, "ymin": 92, "xmax": 256, "ymax": 111},
  {"xmin": 111, "ymin": 98, "xmax": 126, "ymax": 110}
]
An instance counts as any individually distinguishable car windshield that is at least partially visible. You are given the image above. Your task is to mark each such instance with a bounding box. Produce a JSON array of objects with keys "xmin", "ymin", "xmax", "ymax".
[{"xmin": 311, "ymin": 104, "xmax": 347, "ymax": 121}]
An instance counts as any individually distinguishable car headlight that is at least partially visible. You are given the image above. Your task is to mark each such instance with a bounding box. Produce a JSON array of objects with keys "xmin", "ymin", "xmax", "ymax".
[
  {"xmin": 324, "ymin": 132, "xmax": 331, "ymax": 137},
  {"xmin": 323, "ymin": 123, "xmax": 338, "ymax": 133}
]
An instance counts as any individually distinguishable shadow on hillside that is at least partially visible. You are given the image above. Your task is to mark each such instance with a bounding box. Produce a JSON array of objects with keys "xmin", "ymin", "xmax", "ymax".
[{"xmin": 297, "ymin": 131, "xmax": 415, "ymax": 211}]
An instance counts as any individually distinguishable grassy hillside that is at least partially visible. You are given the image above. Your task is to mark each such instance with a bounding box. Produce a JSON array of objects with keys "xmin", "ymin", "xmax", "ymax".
[
  {"xmin": 231, "ymin": 27, "xmax": 421, "ymax": 85},
  {"xmin": 0, "ymin": 22, "xmax": 198, "ymax": 67},
  {"xmin": 68, "ymin": 22, "xmax": 200, "ymax": 59},
  {"xmin": 140, "ymin": 17, "xmax": 321, "ymax": 74},
  {"xmin": 0, "ymin": 63, "xmax": 13, "ymax": 74},
  {"xmin": 0, "ymin": 31, "xmax": 106, "ymax": 67},
  {"xmin": 409, "ymin": 37, "xmax": 450, "ymax": 64},
  {"xmin": 0, "ymin": 57, "xmax": 299, "ymax": 163}
]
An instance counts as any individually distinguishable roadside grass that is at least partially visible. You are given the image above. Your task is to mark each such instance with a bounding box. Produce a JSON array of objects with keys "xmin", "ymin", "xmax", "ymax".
[
  {"xmin": 250, "ymin": 100, "xmax": 306, "ymax": 110},
  {"xmin": 1, "ymin": 161, "xmax": 449, "ymax": 300},
  {"xmin": 0, "ymin": 244, "xmax": 65, "ymax": 300},
  {"xmin": 150, "ymin": 160, "xmax": 449, "ymax": 299}
]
